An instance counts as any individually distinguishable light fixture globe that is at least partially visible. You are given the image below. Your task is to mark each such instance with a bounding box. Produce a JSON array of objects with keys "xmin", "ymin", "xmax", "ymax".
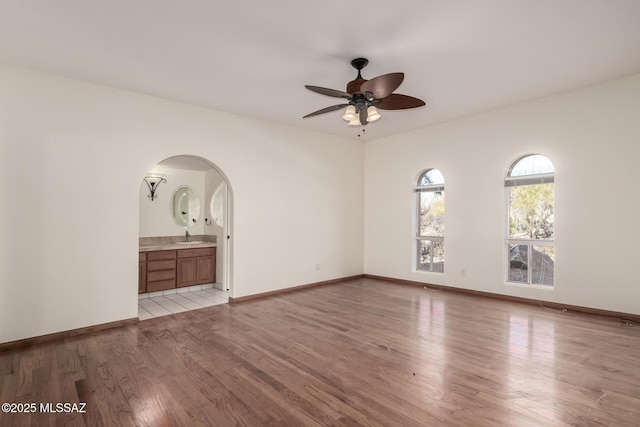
[
  {"xmin": 367, "ymin": 106, "xmax": 381, "ymax": 122},
  {"xmin": 342, "ymin": 105, "xmax": 356, "ymax": 121}
]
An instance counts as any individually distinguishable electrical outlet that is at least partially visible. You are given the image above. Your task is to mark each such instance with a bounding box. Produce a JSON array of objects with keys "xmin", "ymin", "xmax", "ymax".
[
  {"xmin": 460, "ymin": 268, "xmax": 466, "ymax": 277},
  {"xmin": 315, "ymin": 263, "xmax": 320, "ymax": 271}
]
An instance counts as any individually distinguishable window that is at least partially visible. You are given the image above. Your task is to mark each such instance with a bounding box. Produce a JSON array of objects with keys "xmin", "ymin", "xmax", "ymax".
[
  {"xmin": 506, "ymin": 155, "xmax": 554, "ymax": 285},
  {"xmin": 415, "ymin": 169, "xmax": 445, "ymax": 272}
]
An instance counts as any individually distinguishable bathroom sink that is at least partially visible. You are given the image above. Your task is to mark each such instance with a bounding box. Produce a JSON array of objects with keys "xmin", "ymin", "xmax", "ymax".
[{"xmin": 174, "ymin": 241, "xmax": 205, "ymax": 245}]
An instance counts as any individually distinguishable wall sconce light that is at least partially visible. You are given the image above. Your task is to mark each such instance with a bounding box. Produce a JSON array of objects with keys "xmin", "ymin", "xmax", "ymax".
[{"xmin": 144, "ymin": 174, "xmax": 166, "ymax": 201}]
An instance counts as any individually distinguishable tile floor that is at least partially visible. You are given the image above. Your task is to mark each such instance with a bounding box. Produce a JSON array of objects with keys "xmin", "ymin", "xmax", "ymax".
[{"xmin": 138, "ymin": 284, "xmax": 229, "ymax": 320}]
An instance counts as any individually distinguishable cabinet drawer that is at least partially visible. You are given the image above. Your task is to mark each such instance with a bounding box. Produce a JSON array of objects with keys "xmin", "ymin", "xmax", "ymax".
[
  {"xmin": 147, "ymin": 269, "xmax": 176, "ymax": 282},
  {"xmin": 146, "ymin": 279, "xmax": 176, "ymax": 293},
  {"xmin": 147, "ymin": 259, "xmax": 176, "ymax": 271},
  {"xmin": 177, "ymin": 247, "xmax": 215, "ymax": 258},
  {"xmin": 147, "ymin": 250, "xmax": 177, "ymax": 261}
]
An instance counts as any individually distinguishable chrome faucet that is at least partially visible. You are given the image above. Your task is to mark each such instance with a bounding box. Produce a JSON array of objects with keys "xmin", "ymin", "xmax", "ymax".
[{"xmin": 185, "ymin": 230, "xmax": 190, "ymax": 242}]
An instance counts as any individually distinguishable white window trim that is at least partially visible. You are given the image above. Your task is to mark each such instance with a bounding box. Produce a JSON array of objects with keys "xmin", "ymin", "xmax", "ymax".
[
  {"xmin": 505, "ymin": 156, "xmax": 555, "ymax": 286},
  {"xmin": 414, "ymin": 169, "xmax": 445, "ymax": 273}
]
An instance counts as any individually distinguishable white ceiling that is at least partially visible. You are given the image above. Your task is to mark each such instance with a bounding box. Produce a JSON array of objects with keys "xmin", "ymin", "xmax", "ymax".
[{"xmin": 2, "ymin": 0, "xmax": 640, "ymax": 140}]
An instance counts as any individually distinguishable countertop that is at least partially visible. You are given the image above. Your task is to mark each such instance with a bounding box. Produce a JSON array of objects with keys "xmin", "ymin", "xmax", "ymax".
[{"xmin": 139, "ymin": 242, "xmax": 217, "ymax": 252}]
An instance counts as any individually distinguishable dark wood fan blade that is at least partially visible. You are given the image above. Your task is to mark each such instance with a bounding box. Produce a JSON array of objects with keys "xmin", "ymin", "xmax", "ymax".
[
  {"xmin": 376, "ymin": 94, "xmax": 426, "ymax": 110},
  {"xmin": 305, "ymin": 85, "xmax": 352, "ymax": 99},
  {"xmin": 360, "ymin": 73, "xmax": 404, "ymax": 99},
  {"xmin": 303, "ymin": 104, "xmax": 349, "ymax": 118}
]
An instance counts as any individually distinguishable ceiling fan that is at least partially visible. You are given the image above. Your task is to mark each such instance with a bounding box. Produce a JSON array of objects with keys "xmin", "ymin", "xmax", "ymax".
[{"xmin": 303, "ymin": 58, "xmax": 426, "ymax": 126}]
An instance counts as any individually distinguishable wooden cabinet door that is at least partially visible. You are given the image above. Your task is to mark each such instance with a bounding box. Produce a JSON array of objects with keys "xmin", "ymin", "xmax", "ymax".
[
  {"xmin": 138, "ymin": 252, "xmax": 148, "ymax": 294},
  {"xmin": 177, "ymin": 257, "xmax": 197, "ymax": 288},
  {"xmin": 139, "ymin": 261, "xmax": 147, "ymax": 294},
  {"xmin": 196, "ymin": 255, "xmax": 215, "ymax": 285}
]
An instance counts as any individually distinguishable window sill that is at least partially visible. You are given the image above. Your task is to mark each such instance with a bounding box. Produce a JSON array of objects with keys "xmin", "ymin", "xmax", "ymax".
[{"xmin": 505, "ymin": 282, "xmax": 554, "ymax": 290}]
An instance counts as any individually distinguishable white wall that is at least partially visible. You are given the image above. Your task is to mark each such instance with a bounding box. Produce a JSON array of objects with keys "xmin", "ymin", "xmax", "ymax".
[
  {"xmin": 364, "ymin": 73, "xmax": 640, "ymax": 315},
  {"xmin": 139, "ymin": 168, "xmax": 207, "ymax": 237},
  {"xmin": 4, "ymin": 63, "xmax": 636, "ymax": 344},
  {"xmin": 204, "ymin": 169, "xmax": 226, "ymax": 284},
  {"xmin": 0, "ymin": 65, "xmax": 364, "ymax": 343}
]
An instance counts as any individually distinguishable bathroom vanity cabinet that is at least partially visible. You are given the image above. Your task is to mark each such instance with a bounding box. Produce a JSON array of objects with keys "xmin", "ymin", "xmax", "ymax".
[
  {"xmin": 176, "ymin": 247, "xmax": 216, "ymax": 288},
  {"xmin": 138, "ymin": 247, "xmax": 216, "ymax": 294}
]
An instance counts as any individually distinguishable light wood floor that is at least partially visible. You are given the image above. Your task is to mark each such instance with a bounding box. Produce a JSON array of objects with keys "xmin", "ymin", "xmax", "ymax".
[{"xmin": 1, "ymin": 278, "xmax": 639, "ymax": 426}]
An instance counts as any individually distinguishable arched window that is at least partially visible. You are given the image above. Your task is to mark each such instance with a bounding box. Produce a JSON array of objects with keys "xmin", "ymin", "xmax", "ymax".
[
  {"xmin": 415, "ymin": 169, "xmax": 445, "ymax": 272},
  {"xmin": 506, "ymin": 154, "xmax": 554, "ymax": 285}
]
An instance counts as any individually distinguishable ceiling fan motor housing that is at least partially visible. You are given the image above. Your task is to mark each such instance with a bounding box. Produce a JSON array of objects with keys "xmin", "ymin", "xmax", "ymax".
[{"xmin": 350, "ymin": 94, "xmax": 375, "ymax": 112}]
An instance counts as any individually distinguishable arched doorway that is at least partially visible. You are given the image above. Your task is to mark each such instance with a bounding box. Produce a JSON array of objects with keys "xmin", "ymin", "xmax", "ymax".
[{"xmin": 137, "ymin": 155, "xmax": 233, "ymax": 319}]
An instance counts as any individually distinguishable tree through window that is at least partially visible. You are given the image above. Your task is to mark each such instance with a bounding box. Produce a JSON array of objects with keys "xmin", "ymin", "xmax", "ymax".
[
  {"xmin": 415, "ymin": 169, "xmax": 444, "ymax": 272},
  {"xmin": 506, "ymin": 155, "xmax": 554, "ymax": 285}
]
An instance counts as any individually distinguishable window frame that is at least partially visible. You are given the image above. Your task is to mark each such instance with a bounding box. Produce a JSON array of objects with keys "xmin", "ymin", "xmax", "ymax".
[
  {"xmin": 415, "ymin": 169, "xmax": 445, "ymax": 273},
  {"xmin": 505, "ymin": 155, "xmax": 555, "ymax": 286}
]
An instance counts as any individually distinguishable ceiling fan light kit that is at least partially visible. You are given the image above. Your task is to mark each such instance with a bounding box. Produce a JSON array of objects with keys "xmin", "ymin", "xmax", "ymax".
[
  {"xmin": 342, "ymin": 105, "xmax": 356, "ymax": 121},
  {"xmin": 304, "ymin": 57, "xmax": 425, "ymax": 128},
  {"xmin": 367, "ymin": 106, "xmax": 381, "ymax": 122}
]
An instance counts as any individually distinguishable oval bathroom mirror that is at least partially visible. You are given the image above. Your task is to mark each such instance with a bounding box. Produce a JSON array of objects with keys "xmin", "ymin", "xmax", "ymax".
[{"xmin": 171, "ymin": 186, "xmax": 200, "ymax": 228}]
